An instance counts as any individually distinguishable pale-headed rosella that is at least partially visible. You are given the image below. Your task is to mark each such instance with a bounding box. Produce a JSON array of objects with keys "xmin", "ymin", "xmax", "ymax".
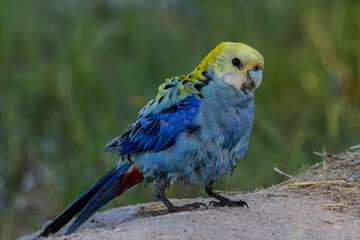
[{"xmin": 40, "ymin": 42, "xmax": 264, "ymax": 237}]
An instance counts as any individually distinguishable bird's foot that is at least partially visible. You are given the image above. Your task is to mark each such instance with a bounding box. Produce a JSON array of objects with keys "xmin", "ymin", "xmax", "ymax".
[
  {"xmin": 141, "ymin": 202, "xmax": 207, "ymax": 217},
  {"xmin": 209, "ymin": 198, "xmax": 248, "ymax": 208},
  {"xmin": 168, "ymin": 202, "xmax": 208, "ymax": 212}
]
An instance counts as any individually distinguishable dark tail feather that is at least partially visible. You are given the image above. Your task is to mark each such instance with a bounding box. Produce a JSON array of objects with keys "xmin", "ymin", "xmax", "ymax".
[
  {"xmin": 64, "ymin": 164, "xmax": 143, "ymax": 235},
  {"xmin": 39, "ymin": 163, "xmax": 143, "ymax": 237}
]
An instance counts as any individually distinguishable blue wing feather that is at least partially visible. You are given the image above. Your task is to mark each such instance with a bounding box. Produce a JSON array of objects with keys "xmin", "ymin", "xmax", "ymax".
[{"xmin": 104, "ymin": 95, "xmax": 200, "ymax": 155}]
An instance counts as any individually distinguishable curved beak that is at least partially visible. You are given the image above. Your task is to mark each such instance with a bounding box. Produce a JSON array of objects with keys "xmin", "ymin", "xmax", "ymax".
[{"xmin": 245, "ymin": 67, "xmax": 263, "ymax": 90}]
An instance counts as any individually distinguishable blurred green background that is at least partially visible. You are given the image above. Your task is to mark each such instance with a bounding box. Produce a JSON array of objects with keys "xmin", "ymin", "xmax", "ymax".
[{"xmin": 1, "ymin": 0, "xmax": 359, "ymax": 239}]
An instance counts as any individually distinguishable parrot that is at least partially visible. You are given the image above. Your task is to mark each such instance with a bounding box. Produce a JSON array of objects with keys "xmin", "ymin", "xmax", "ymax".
[{"xmin": 39, "ymin": 42, "xmax": 264, "ymax": 237}]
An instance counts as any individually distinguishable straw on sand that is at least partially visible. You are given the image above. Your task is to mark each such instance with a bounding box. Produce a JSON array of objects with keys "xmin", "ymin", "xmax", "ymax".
[{"xmin": 271, "ymin": 145, "xmax": 360, "ymax": 215}]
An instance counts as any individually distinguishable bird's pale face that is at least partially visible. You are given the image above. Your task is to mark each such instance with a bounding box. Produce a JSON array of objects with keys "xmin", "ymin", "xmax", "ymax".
[{"xmin": 207, "ymin": 42, "xmax": 264, "ymax": 91}]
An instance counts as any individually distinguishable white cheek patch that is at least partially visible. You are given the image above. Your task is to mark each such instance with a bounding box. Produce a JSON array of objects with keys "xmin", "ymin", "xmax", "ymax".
[{"xmin": 221, "ymin": 72, "xmax": 247, "ymax": 90}]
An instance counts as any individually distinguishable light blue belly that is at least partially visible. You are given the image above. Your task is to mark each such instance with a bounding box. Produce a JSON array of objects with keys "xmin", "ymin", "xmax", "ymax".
[{"xmin": 132, "ymin": 81, "xmax": 255, "ymax": 185}]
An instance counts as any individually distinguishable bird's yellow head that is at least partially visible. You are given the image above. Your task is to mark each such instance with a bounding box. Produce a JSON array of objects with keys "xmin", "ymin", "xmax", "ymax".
[{"xmin": 191, "ymin": 42, "xmax": 264, "ymax": 91}]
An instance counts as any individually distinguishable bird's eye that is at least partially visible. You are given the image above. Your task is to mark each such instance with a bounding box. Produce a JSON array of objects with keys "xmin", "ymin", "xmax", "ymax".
[
  {"xmin": 254, "ymin": 65, "xmax": 261, "ymax": 71},
  {"xmin": 232, "ymin": 58, "xmax": 242, "ymax": 68}
]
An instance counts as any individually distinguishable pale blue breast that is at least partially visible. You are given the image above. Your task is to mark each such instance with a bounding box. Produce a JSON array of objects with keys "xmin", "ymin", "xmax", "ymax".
[{"xmin": 133, "ymin": 81, "xmax": 255, "ymax": 185}]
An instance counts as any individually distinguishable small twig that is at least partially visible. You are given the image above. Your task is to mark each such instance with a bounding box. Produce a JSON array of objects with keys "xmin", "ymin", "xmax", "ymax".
[
  {"xmin": 313, "ymin": 151, "xmax": 344, "ymax": 160},
  {"xmin": 312, "ymin": 159, "xmax": 355, "ymax": 178},
  {"xmin": 323, "ymin": 203, "xmax": 347, "ymax": 207},
  {"xmin": 287, "ymin": 180, "xmax": 346, "ymax": 187},
  {"xmin": 329, "ymin": 186, "xmax": 340, "ymax": 199},
  {"xmin": 273, "ymin": 167, "xmax": 292, "ymax": 178}
]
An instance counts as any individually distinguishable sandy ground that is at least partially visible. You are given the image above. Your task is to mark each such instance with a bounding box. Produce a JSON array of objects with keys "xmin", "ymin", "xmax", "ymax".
[{"xmin": 21, "ymin": 190, "xmax": 360, "ymax": 240}]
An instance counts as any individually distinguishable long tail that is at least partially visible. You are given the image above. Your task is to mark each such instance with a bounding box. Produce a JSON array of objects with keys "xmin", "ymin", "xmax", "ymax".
[{"xmin": 39, "ymin": 163, "xmax": 144, "ymax": 237}]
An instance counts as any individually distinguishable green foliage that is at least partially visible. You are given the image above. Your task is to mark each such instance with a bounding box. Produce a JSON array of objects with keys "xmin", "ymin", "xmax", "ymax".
[{"xmin": 0, "ymin": 0, "xmax": 359, "ymax": 238}]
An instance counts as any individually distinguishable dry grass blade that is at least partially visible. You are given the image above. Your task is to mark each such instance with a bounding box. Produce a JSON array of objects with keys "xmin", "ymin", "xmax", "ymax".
[
  {"xmin": 272, "ymin": 145, "xmax": 360, "ymax": 215},
  {"xmin": 287, "ymin": 180, "xmax": 346, "ymax": 187}
]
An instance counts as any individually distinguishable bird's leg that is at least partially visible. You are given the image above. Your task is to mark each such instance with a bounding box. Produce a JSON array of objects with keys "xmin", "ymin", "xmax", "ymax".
[
  {"xmin": 205, "ymin": 181, "xmax": 248, "ymax": 208},
  {"xmin": 154, "ymin": 182, "xmax": 207, "ymax": 213}
]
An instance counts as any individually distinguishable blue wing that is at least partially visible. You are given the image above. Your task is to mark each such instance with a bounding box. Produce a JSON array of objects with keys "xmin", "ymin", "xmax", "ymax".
[{"xmin": 104, "ymin": 95, "xmax": 201, "ymax": 155}]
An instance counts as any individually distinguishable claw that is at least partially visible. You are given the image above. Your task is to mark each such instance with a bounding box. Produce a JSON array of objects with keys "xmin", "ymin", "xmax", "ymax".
[
  {"xmin": 142, "ymin": 202, "xmax": 207, "ymax": 217},
  {"xmin": 209, "ymin": 199, "xmax": 248, "ymax": 208},
  {"xmin": 205, "ymin": 183, "xmax": 248, "ymax": 209},
  {"xmin": 200, "ymin": 202, "xmax": 208, "ymax": 209},
  {"xmin": 168, "ymin": 202, "xmax": 208, "ymax": 212}
]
